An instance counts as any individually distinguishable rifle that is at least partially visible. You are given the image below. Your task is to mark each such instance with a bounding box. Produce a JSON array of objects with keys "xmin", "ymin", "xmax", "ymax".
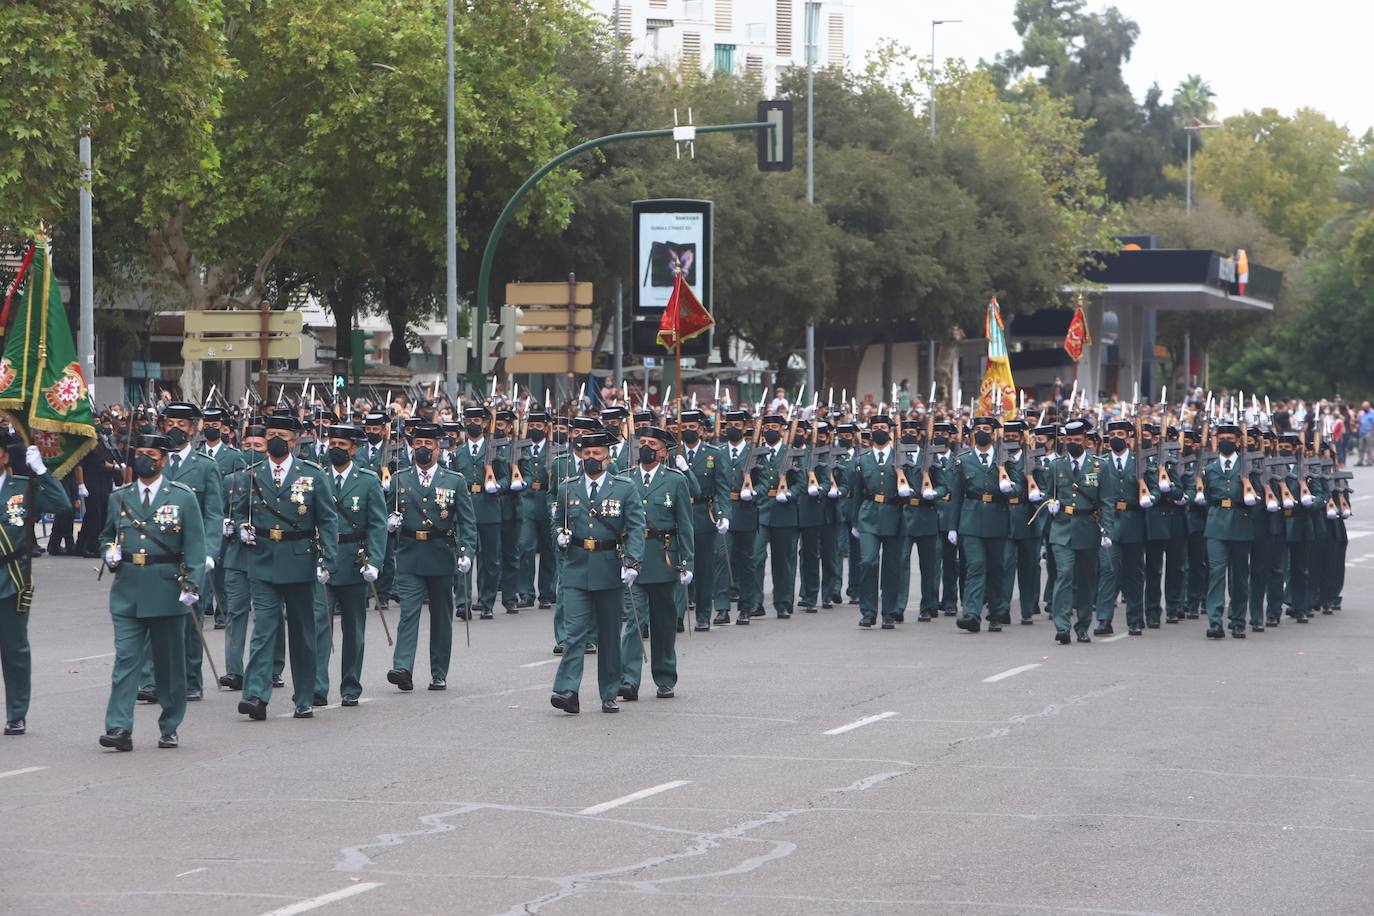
[
  {"xmin": 1238, "ymin": 412, "xmax": 1258, "ymax": 505},
  {"xmin": 1193, "ymin": 396, "xmax": 1213, "ymax": 500},
  {"xmin": 919, "ymin": 406, "xmax": 937, "ymax": 494},
  {"xmin": 483, "ymin": 401, "xmax": 499, "ymax": 490},
  {"xmin": 741, "ymin": 409, "xmax": 764, "ymax": 493}
]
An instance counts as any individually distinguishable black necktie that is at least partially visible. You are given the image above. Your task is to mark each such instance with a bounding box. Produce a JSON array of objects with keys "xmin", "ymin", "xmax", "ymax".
[
  {"xmin": 142, "ymin": 487, "xmax": 151, "ymax": 508},
  {"xmin": 877, "ymin": 452, "xmax": 884, "ymax": 466},
  {"xmin": 644, "ymin": 471, "xmax": 651, "ymax": 487},
  {"xmin": 335, "ymin": 473, "xmax": 343, "ymax": 491},
  {"xmin": 589, "ymin": 480, "xmax": 599, "ymax": 502},
  {"xmin": 171, "ymin": 453, "xmax": 181, "ymax": 470},
  {"xmin": 980, "ymin": 453, "xmax": 989, "ymax": 467},
  {"xmin": 1117, "ymin": 458, "xmax": 1124, "ymax": 472}
]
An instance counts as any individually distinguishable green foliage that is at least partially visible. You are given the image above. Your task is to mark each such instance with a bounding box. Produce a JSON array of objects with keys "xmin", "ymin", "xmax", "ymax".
[{"xmin": 1172, "ymin": 75, "xmax": 1216, "ymax": 125}]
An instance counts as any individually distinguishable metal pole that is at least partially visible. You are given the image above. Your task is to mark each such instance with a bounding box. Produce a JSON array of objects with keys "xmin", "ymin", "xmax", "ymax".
[
  {"xmin": 1185, "ymin": 129, "xmax": 1192, "ymax": 215},
  {"xmin": 803, "ymin": 1, "xmax": 817, "ymax": 398},
  {"xmin": 444, "ymin": 0, "xmax": 458, "ymax": 400},
  {"xmin": 1182, "ymin": 329, "xmax": 1191, "ymax": 389},
  {"xmin": 78, "ymin": 133, "xmax": 94, "ymax": 391},
  {"xmin": 930, "ymin": 20, "xmax": 937, "ymax": 138},
  {"xmin": 614, "ymin": 278, "xmax": 624, "ymax": 388},
  {"xmin": 926, "ymin": 340, "xmax": 936, "ymax": 401}
]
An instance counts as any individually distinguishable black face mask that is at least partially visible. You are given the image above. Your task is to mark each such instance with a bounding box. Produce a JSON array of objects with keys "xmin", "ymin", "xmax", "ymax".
[
  {"xmin": 464, "ymin": 423, "xmax": 483, "ymax": 439},
  {"xmin": 725, "ymin": 427, "xmax": 744, "ymax": 443},
  {"xmin": 166, "ymin": 427, "xmax": 188, "ymax": 449},
  {"xmin": 1279, "ymin": 448, "xmax": 1294, "ymax": 458},
  {"xmin": 133, "ymin": 455, "xmax": 159, "ymax": 480},
  {"xmin": 638, "ymin": 444, "xmax": 659, "ymax": 466},
  {"xmin": 413, "ymin": 446, "xmax": 435, "ymax": 466},
  {"xmin": 606, "ymin": 424, "xmax": 622, "ymax": 439},
  {"xmin": 1066, "ymin": 442, "xmax": 1085, "ymax": 459},
  {"xmin": 763, "ymin": 429, "xmax": 781, "ymax": 446},
  {"xmin": 203, "ymin": 427, "xmax": 221, "ymax": 442},
  {"xmin": 1109, "ymin": 438, "xmax": 1128, "ymax": 454},
  {"xmin": 529, "ymin": 428, "xmax": 547, "ymax": 443},
  {"xmin": 266, "ymin": 437, "xmax": 290, "ymax": 459},
  {"xmin": 1218, "ymin": 440, "xmax": 1238, "ymax": 456},
  {"xmin": 553, "ymin": 430, "xmax": 569, "ymax": 445},
  {"xmin": 838, "ymin": 437, "xmax": 854, "ymax": 449},
  {"xmin": 900, "ymin": 434, "xmax": 918, "ymax": 446},
  {"xmin": 973, "ymin": 430, "xmax": 993, "ymax": 448},
  {"xmin": 328, "ymin": 447, "xmax": 350, "ymax": 468},
  {"xmin": 681, "ymin": 429, "xmax": 700, "ymax": 446},
  {"xmin": 582, "ymin": 457, "xmax": 603, "ymax": 476},
  {"xmin": 932, "ymin": 436, "xmax": 949, "ymax": 448},
  {"xmin": 793, "ymin": 435, "xmax": 808, "ymax": 449},
  {"xmin": 871, "ymin": 429, "xmax": 891, "ymax": 446},
  {"xmin": 366, "ymin": 431, "xmax": 383, "ymax": 445}
]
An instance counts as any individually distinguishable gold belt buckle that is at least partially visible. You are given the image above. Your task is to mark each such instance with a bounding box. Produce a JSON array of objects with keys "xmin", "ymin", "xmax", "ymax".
[
  {"xmin": 532, "ymin": 482, "xmax": 543, "ymax": 491},
  {"xmin": 415, "ymin": 530, "xmax": 429, "ymax": 542},
  {"xmin": 873, "ymin": 493, "xmax": 885, "ymax": 504},
  {"xmin": 909, "ymin": 498, "xmax": 921, "ymax": 507},
  {"xmin": 981, "ymin": 493, "xmax": 993, "ymax": 503},
  {"xmin": 767, "ymin": 488, "xmax": 779, "ymax": 497},
  {"xmin": 132, "ymin": 551, "xmax": 147, "ymax": 566},
  {"xmin": 1220, "ymin": 498, "xmax": 1233, "ymax": 508},
  {"xmin": 269, "ymin": 528, "xmax": 283, "ymax": 542},
  {"xmin": 730, "ymin": 493, "xmax": 740, "ymax": 500},
  {"xmin": 1008, "ymin": 497, "xmax": 1020, "ymax": 505},
  {"xmin": 470, "ymin": 484, "xmax": 480, "ymax": 493},
  {"xmin": 1063, "ymin": 505, "xmax": 1076, "ymax": 515},
  {"xmin": 1115, "ymin": 500, "xmax": 1127, "ymax": 510},
  {"xmin": 581, "ymin": 537, "xmax": 597, "ymax": 550}
]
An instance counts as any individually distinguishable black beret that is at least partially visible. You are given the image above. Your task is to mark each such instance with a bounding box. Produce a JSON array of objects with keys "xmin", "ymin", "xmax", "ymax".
[{"xmin": 163, "ymin": 401, "xmax": 201, "ymax": 420}]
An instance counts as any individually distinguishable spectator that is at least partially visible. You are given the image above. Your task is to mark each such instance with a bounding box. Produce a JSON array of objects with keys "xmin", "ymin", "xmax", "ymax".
[{"xmin": 1358, "ymin": 402, "xmax": 1374, "ymax": 466}]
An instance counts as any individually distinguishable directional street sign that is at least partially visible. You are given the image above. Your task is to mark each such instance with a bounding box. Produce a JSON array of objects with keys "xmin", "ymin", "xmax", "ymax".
[
  {"xmin": 181, "ymin": 336, "xmax": 301, "ymax": 361},
  {"xmin": 184, "ymin": 311, "xmax": 302, "ymax": 334}
]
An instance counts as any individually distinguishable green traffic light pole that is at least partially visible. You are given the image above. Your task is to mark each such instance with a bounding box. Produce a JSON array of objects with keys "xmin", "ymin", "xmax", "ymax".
[{"xmin": 469, "ymin": 119, "xmax": 777, "ymax": 389}]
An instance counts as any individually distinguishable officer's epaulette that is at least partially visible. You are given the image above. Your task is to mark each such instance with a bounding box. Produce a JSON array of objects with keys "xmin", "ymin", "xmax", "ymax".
[
  {"xmin": 297, "ymin": 458, "xmax": 322, "ymax": 471},
  {"xmin": 167, "ymin": 480, "xmax": 196, "ymax": 495},
  {"xmin": 664, "ymin": 466, "xmax": 686, "ymax": 476},
  {"xmin": 353, "ymin": 466, "xmax": 380, "ymax": 480},
  {"xmin": 113, "ymin": 481, "xmax": 133, "ymax": 493}
]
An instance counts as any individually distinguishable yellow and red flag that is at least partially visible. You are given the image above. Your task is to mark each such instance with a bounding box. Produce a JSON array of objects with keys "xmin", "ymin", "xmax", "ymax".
[
  {"xmin": 1063, "ymin": 305, "xmax": 1090, "ymax": 361},
  {"xmin": 656, "ymin": 272, "xmax": 713, "ymax": 350},
  {"xmin": 977, "ymin": 297, "xmax": 1016, "ymax": 420}
]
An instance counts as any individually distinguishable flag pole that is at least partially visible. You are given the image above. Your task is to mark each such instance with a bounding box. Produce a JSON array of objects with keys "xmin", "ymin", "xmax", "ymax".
[{"xmin": 674, "ymin": 271, "xmax": 684, "ymax": 460}]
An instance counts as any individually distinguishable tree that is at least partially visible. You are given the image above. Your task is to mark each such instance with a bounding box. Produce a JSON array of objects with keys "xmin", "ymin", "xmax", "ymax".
[{"xmin": 1172, "ymin": 74, "xmax": 1216, "ymax": 125}]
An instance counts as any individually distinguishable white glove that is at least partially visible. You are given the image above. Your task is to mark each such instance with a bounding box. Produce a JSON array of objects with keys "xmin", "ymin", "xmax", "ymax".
[
  {"xmin": 1100, "ymin": 535, "xmax": 1113, "ymax": 548},
  {"xmin": 77, "ymin": 483, "xmax": 89, "ymax": 498},
  {"xmin": 922, "ymin": 488, "xmax": 937, "ymax": 500},
  {"xmin": 620, "ymin": 566, "xmax": 638, "ymax": 586},
  {"xmin": 104, "ymin": 545, "xmax": 122, "ymax": 567},
  {"xmin": 361, "ymin": 564, "xmax": 379, "ymax": 582},
  {"xmin": 998, "ymin": 478, "xmax": 1014, "ymax": 494},
  {"xmin": 679, "ymin": 570, "xmax": 693, "ymax": 586},
  {"xmin": 947, "ymin": 530, "xmax": 958, "ymax": 545},
  {"xmin": 851, "ymin": 527, "xmax": 860, "ymax": 539},
  {"xmin": 1159, "ymin": 479, "xmax": 1172, "ymax": 492},
  {"xmin": 1342, "ymin": 508, "xmax": 1353, "ymax": 519},
  {"xmin": 205, "ymin": 555, "xmax": 215, "ymax": 573},
  {"xmin": 675, "ymin": 454, "xmax": 690, "ymax": 472},
  {"xmin": 1266, "ymin": 500, "xmax": 1279, "ymax": 513},
  {"xmin": 556, "ymin": 530, "xmax": 570, "ymax": 548},
  {"xmin": 510, "ymin": 479, "xmax": 526, "ymax": 491},
  {"xmin": 1243, "ymin": 492, "xmax": 1257, "ymax": 506},
  {"xmin": 1047, "ymin": 499, "xmax": 1061, "ymax": 515},
  {"xmin": 1282, "ymin": 497, "xmax": 1294, "ymax": 509},
  {"xmin": 382, "ymin": 478, "xmax": 391, "ymax": 493},
  {"xmin": 827, "ymin": 486, "xmax": 840, "ymax": 499},
  {"xmin": 715, "ymin": 518, "xmax": 729, "ymax": 534},
  {"xmin": 1327, "ymin": 506, "xmax": 1338, "ymax": 519},
  {"xmin": 223, "ymin": 519, "xmax": 234, "ymax": 537},
  {"xmin": 178, "ymin": 590, "xmax": 199, "ymax": 607},
  {"xmin": 807, "ymin": 484, "xmax": 820, "ymax": 497},
  {"xmin": 774, "ymin": 491, "xmax": 789, "ymax": 503},
  {"xmin": 316, "ymin": 567, "xmax": 330, "ymax": 585},
  {"xmin": 897, "ymin": 484, "xmax": 913, "ymax": 498},
  {"xmin": 456, "ymin": 555, "xmax": 472, "ymax": 574},
  {"xmin": 387, "ymin": 512, "xmax": 402, "ymax": 532},
  {"xmin": 239, "ymin": 525, "xmax": 257, "ymax": 545},
  {"xmin": 1193, "ymin": 492, "xmax": 1207, "ymax": 506},
  {"xmin": 484, "ymin": 480, "xmax": 500, "ymax": 494},
  {"xmin": 1300, "ymin": 493, "xmax": 1314, "ymax": 506},
  {"xmin": 1139, "ymin": 496, "xmax": 1154, "ymax": 509},
  {"xmin": 739, "ymin": 488, "xmax": 754, "ymax": 502},
  {"xmin": 24, "ymin": 445, "xmax": 45, "ymax": 475}
]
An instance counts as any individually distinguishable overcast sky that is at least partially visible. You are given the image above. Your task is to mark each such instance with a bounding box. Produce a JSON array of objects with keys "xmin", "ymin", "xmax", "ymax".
[{"xmin": 853, "ymin": 0, "xmax": 1371, "ymax": 137}]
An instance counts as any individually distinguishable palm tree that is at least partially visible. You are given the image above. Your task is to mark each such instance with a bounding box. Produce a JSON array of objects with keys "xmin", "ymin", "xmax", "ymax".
[{"xmin": 1173, "ymin": 74, "xmax": 1216, "ymax": 125}]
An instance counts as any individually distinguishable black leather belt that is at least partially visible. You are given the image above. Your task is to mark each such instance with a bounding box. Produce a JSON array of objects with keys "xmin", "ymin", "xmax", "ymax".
[
  {"xmin": 254, "ymin": 526, "xmax": 310, "ymax": 542},
  {"xmin": 646, "ymin": 528, "xmax": 677, "ymax": 539},
  {"xmin": 338, "ymin": 531, "xmax": 365, "ymax": 544},
  {"xmin": 573, "ymin": 538, "xmax": 618, "ymax": 551},
  {"xmin": 401, "ymin": 528, "xmax": 453, "ymax": 542},
  {"xmin": 127, "ymin": 552, "xmax": 178, "ymax": 566},
  {"xmin": 691, "ymin": 497, "xmax": 710, "ymax": 505}
]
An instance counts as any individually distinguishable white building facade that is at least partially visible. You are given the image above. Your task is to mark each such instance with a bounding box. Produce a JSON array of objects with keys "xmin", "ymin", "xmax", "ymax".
[{"xmin": 588, "ymin": 0, "xmax": 855, "ymax": 91}]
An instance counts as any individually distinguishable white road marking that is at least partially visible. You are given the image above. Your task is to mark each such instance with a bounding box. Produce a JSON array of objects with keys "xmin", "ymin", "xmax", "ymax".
[
  {"xmin": 823, "ymin": 711, "xmax": 899, "ymax": 735},
  {"xmin": 520, "ymin": 658, "xmax": 560, "ymax": 668},
  {"xmin": 981, "ymin": 663, "xmax": 1042, "ymax": 683},
  {"xmin": 1100, "ymin": 632, "xmax": 1132, "ymax": 643},
  {"xmin": 578, "ymin": 780, "xmax": 692, "ymax": 815},
  {"xmin": 0, "ymin": 766, "xmax": 46, "ymax": 779},
  {"xmin": 256, "ymin": 882, "xmax": 383, "ymax": 916},
  {"xmin": 1355, "ymin": 494, "xmax": 1371, "ymax": 502},
  {"xmin": 63, "ymin": 652, "xmax": 114, "ymax": 662},
  {"xmin": 175, "ymin": 867, "xmax": 208, "ymax": 878},
  {"xmin": 274, "ymin": 698, "xmax": 375, "ymax": 719},
  {"xmin": 1347, "ymin": 530, "xmax": 1371, "ymax": 539}
]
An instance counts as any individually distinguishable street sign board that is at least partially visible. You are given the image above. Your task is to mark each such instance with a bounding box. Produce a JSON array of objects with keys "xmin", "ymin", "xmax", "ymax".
[
  {"xmin": 184, "ymin": 310, "xmax": 303, "ymax": 334},
  {"xmin": 504, "ymin": 282, "xmax": 593, "ymax": 306},
  {"xmin": 181, "ymin": 336, "xmax": 301, "ymax": 361}
]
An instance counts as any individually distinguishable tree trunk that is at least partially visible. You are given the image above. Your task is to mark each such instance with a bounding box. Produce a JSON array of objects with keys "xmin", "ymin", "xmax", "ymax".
[
  {"xmin": 326, "ymin": 275, "xmax": 362, "ymax": 361},
  {"xmin": 881, "ymin": 336, "xmax": 894, "ymax": 397},
  {"xmin": 383, "ymin": 274, "xmax": 410, "ymax": 368}
]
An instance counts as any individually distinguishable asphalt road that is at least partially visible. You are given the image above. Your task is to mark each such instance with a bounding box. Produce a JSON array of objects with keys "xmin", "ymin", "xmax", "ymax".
[{"xmin": 6, "ymin": 468, "xmax": 1374, "ymax": 915}]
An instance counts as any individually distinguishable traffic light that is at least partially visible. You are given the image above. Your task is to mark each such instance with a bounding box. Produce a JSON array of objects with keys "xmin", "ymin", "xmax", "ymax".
[
  {"xmin": 350, "ymin": 328, "xmax": 377, "ymax": 394},
  {"xmin": 481, "ymin": 312, "xmax": 502, "ymax": 374},
  {"xmin": 756, "ymin": 100, "xmax": 793, "ymax": 172},
  {"xmin": 500, "ymin": 305, "xmax": 525, "ymax": 360}
]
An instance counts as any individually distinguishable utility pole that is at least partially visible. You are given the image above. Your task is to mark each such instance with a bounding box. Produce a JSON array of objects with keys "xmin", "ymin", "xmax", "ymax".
[
  {"xmin": 929, "ymin": 19, "xmax": 962, "ymax": 138},
  {"xmin": 803, "ymin": 1, "xmax": 819, "ymax": 397},
  {"xmin": 1184, "ymin": 120, "xmax": 1219, "ymax": 215},
  {"xmin": 444, "ymin": 0, "xmax": 458, "ymax": 401},
  {"xmin": 78, "ymin": 132, "xmax": 94, "ymax": 392}
]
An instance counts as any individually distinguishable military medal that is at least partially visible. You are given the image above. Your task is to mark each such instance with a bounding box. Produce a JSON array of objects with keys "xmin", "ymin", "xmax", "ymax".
[
  {"xmin": 298, "ymin": 504, "xmax": 308, "ymax": 515},
  {"xmin": 664, "ymin": 492, "xmax": 672, "ymax": 508},
  {"xmin": 440, "ymin": 509, "xmax": 449, "ymax": 518}
]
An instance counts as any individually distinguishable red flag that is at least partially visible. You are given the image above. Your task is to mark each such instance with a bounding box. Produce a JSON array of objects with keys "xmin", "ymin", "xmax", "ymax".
[
  {"xmin": 656, "ymin": 272, "xmax": 713, "ymax": 350},
  {"xmin": 1063, "ymin": 306, "xmax": 1089, "ymax": 361}
]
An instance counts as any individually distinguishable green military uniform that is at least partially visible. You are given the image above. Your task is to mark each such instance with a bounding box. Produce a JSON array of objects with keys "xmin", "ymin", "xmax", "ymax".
[
  {"xmin": 619, "ymin": 463, "xmax": 693, "ymax": 694},
  {"xmin": 220, "ymin": 457, "xmax": 285, "ymax": 685},
  {"xmin": 140, "ymin": 445, "xmax": 223, "ymax": 696},
  {"xmin": 753, "ymin": 439, "xmax": 802, "ymax": 616},
  {"xmin": 201, "ymin": 439, "xmax": 246, "ymax": 627},
  {"xmin": 1094, "ymin": 447, "xmax": 1151, "ymax": 631},
  {"xmin": 899, "ymin": 446, "xmax": 947, "ymax": 621},
  {"xmin": 717, "ymin": 435, "xmax": 759, "ymax": 622},
  {"xmin": 1243, "ymin": 446, "xmax": 1281, "ymax": 629},
  {"xmin": 849, "ymin": 445, "xmax": 905, "ymax": 627},
  {"xmin": 101, "ymin": 476, "xmax": 206, "ymax": 740},
  {"xmin": 551, "ymin": 470, "xmax": 645, "ymax": 705},
  {"xmin": 390, "ymin": 462, "xmax": 478, "ymax": 685},
  {"xmin": 1183, "ymin": 448, "xmax": 1209, "ymax": 618},
  {"xmin": 830, "ymin": 443, "xmax": 859, "ymax": 607},
  {"xmin": 318, "ymin": 461, "xmax": 388, "ymax": 702},
  {"xmin": 451, "ymin": 436, "xmax": 509, "ymax": 614},
  {"xmin": 935, "ymin": 450, "xmax": 961, "ymax": 614},
  {"xmin": 547, "ymin": 446, "xmax": 579, "ymax": 649},
  {"xmin": 356, "ymin": 432, "xmax": 397, "ymax": 600},
  {"xmin": 1144, "ymin": 453, "xmax": 1189, "ymax": 624},
  {"xmin": 516, "ymin": 436, "xmax": 556, "ymax": 607},
  {"xmin": 668, "ymin": 452, "xmax": 701, "ymax": 627},
  {"xmin": 999, "ymin": 447, "xmax": 1044, "ymax": 624},
  {"xmin": 1279, "ymin": 451, "xmax": 1315, "ymax": 623},
  {"xmin": 1201, "ymin": 449, "xmax": 1255, "ymax": 634},
  {"xmin": 681, "ymin": 438, "xmax": 729, "ymax": 628},
  {"xmin": 0, "ymin": 468, "xmax": 71, "ymax": 728},
  {"xmin": 236, "ymin": 454, "xmax": 338, "ymax": 713},
  {"xmin": 1046, "ymin": 449, "xmax": 1104, "ymax": 641},
  {"xmin": 948, "ymin": 445, "xmax": 1022, "ymax": 630}
]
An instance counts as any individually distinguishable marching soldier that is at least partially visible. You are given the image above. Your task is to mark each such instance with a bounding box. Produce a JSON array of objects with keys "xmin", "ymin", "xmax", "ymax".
[
  {"xmin": 796, "ymin": 420, "xmax": 829, "ymax": 614},
  {"xmin": 999, "ymin": 420, "xmax": 1045, "ymax": 625},
  {"xmin": 1196, "ymin": 422, "xmax": 1255, "ymax": 639},
  {"xmin": 753, "ymin": 414, "xmax": 802, "ymax": 618},
  {"xmin": 0, "ymin": 438, "xmax": 72, "ymax": 737},
  {"xmin": 550, "ymin": 431, "xmax": 645, "ymax": 714},
  {"xmin": 1045, "ymin": 418, "xmax": 1104, "ymax": 644},
  {"xmin": 99, "ymin": 433, "xmax": 206, "ymax": 750},
  {"xmin": 677, "ymin": 410, "xmax": 730, "ymax": 630},
  {"xmin": 385, "ymin": 424, "xmax": 477, "ymax": 692},
  {"xmin": 139, "ymin": 403, "xmax": 222, "ymax": 704},
  {"xmin": 1182, "ymin": 428, "xmax": 1208, "ymax": 619},
  {"xmin": 601, "ymin": 407, "xmax": 631, "ymax": 472},
  {"xmin": 814, "ymin": 421, "xmax": 843, "ymax": 609},
  {"xmin": 1094, "ymin": 420, "xmax": 1153, "ymax": 636},
  {"xmin": 233, "ymin": 415, "xmax": 338, "ymax": 720},
  {"xmin": 1143, "ymin": 424, "xmax": 1190, "ymax": 625},
  {"xmin": 494, "ymin": 408, "xmax": 526, "ymax": 611},
  {"xmin": 899, "ymin": 421, "xmax": 948, "ymax": 622},
  {"xmin": 618, "ymin": 426, "xmax": 693, "ymax": 700},
  {"xmin": 200, "ymin": 407, "xmax": 245, "ymax": 629},
  {"xmin": 315, "ymin": 425, "xmax": 388, "ymax": 705},
  {"xmin": 1034, "ymin": 422, "xmax": 1060, "ymax": 614},
  {"xmin": 715, "ymin": 408, "xmax": 758, "ymax": 625},
  {"xmin": 935, "ymin": 425, "xmax": 962, "ymax": 616},
  {"xmin": 848, "ymin": 414, "xmax": 907, "ymax": 629},
  {"xmin": 1243, "ymin": 426, "xmax": 1281, "ymax": 632},
  {"xmin": 949, "ymin": 417, "xmax": 1022, "ymax": 633},
  {"xmin": 452, "ymin": 406, "xmax": 507, "ymax": 619},
  {"xmin": 516, "ymin": 410, "xmax": 556, "ymax": 609},
  {"xmin": 1278, "ymin": 431, "xmax": 1315, "ymax": 624},
  {"xmin": 546, "ymin": 417, "xmax": 590, "ymax": 653},
  {"xmin": 831, "ymin": 422, "xmax": 860, "ymax": 609}
]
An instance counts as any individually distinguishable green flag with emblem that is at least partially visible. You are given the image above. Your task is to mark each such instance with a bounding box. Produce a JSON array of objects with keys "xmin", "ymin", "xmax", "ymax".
[{"xmin": 0, "ymin": 237, "xmax": 96, "ymax": 477}]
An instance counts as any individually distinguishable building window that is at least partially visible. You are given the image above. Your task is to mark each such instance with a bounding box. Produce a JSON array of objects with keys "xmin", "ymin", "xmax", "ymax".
[
  {"xmin": 682, "ymin": 31, "xmax": 702, "ymax": 73},
  {"xmin": 776, "ymin": 0, "xmax": 792, "ymax": 56},
  {"xmin": 715, "ymin": 0, "xmax": 732, "ymax": 32},
  {"xmin": 650, "ymin": 0, "xmax": 667, "ymax": 7},
  {"xmin": 828, "ymin": 14, "xmax": 845, "ymax": 67},
  {"xmin": 714, "ymin": 43, "xmax": 736, "ymax": 73},
  {"xmin": 611, "ymin": 4, "xmax": 631, "ymax": 38},
  {"xmin": 745, "ymin": 53, "xmax": 763, "ymax": 83}
]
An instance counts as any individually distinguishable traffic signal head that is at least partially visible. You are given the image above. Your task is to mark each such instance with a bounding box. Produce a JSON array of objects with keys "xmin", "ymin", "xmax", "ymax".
[
  {"xmin": 757, "ymin": 100, "xmax": 793, "ymax": 172},
  {"xmin": 350, "ymin": 329, "xmax": 377, "ymax": 386},
  {"xmin": 500, "ymin": 305, "xmax": 525, "ymax": 358}
]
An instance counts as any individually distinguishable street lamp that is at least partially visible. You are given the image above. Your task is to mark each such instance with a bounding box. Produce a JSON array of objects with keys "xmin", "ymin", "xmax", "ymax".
[
  {"xmin": 1184, "ymin": 119, "xmax": 1220, "ymax": 215},
  {"xmin": 803, "ymin": 0, "xmax": 820, "ymax": 396},
  {"xmin": 930, "ymin": 19, "xmax": 962, "ymax": 138}
]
